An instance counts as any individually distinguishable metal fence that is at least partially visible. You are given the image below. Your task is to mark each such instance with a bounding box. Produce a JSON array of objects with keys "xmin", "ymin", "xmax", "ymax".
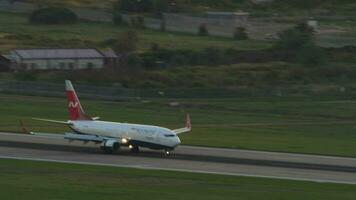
[{"xmin": 0, "ymin": 80, "xmax": 355, "ymax": 100}]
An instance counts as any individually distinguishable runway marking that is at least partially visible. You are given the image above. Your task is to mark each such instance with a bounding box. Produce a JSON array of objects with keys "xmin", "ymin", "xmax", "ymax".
[
  {"xmin": 0, "ymin": 155, "xmax": 356, "ymax": 186},
  {"xmin": 2, "ymin": 132, "xmax": 356, "ymax": 161},
  {"xmin": 181, "ymin": 145, "xmax": 356, "ymax": 161}
]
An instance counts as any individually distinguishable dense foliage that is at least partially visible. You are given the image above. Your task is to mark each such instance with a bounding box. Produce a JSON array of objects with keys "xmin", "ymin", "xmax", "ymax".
[
  {"xmin": 275, "ymin": 23, "xmax": 326, "ymax": 66},
  {"xmin": 29, "ymin": 7, "xmax": 78, "ymax": 24},
  {"xmin": 113, "ymin": 0, "xmax": 356, "ymax": 14}
]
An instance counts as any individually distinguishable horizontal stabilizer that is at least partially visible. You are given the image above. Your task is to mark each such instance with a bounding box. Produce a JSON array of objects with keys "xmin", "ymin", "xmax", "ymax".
[{"xmin": 29, "ymin": 132, "xmax": 65, "ymax": 139}]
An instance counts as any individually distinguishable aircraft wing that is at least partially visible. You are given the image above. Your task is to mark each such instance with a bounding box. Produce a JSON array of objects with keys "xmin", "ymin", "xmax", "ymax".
[
  {"xmin": 63, "ymin": 133, "xmax": 114, "ymax": 143},
  {"xmin": 29, "ymin": 132, "xmax": 65, "ymax": 139},
  {"xmin": 30, "ymin": 130, "xmax": 131, "ymax": 145},
  {"xmin": 29, "ymin": 132, "xmax": 124, "ymax": 144},
  {"xmin": 24, "ymin": 120, "xmax": 126, "ymax": 144},
  {"xmin": 172, "ymin": 127, "xmax": 191, "ymax": 134}
]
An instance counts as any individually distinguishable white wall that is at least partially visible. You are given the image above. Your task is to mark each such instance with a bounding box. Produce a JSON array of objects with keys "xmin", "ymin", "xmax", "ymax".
[{"xmin": 13, "ymin": 57, "xmax": 104, "ymax": 70}]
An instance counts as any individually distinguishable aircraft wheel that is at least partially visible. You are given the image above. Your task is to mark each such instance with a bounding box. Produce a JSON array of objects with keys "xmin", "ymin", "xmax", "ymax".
[
  {"xmin": 164, "ymin": 150, "xmax": 171, "ymax": 156},
  {"xmin": 130, "ymin": 146, "xmax": 139, "ymax": 153}
]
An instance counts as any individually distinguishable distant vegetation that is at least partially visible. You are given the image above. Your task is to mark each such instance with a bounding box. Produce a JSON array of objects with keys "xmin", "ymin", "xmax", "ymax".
[
  {"xmin": 233, "ymin": 27, "xmax": 248, "ymax": 40},
  {"xmin": 1, "ymin": 0, "xmax": 356, "ymax": 89},
  {"xmin": 275, "ymin": 23, "xmax": 326, "ymax": 66},
  {"xmin": 29, "ymin": 7, "xmax": 78, "ymax": 24},
  {"xmin": 20, "ymin": 0, "xmax": 356, "ymax": 14},
  {"xmin": 112, "ymin": 0, "xmax": 356, "ymax": 13}
]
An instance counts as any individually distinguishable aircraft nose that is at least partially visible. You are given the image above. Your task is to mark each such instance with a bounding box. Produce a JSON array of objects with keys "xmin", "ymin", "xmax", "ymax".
[{"xmin": 174, "ymin": 136, "xmax": 181, "ymax": 146}]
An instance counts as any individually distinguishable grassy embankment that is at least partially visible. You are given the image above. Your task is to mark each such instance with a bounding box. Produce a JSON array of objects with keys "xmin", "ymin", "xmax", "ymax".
[
  {"xmin": 0, "ymin": 11, "xmax": 270, "ymax": 53},
  {"xmin": 0, "ymin": 159, "xmax": 355, "ymax": 200},
  {"xmin": 1, "ymin": 95, "xmax": 356, "ymax": 157}
]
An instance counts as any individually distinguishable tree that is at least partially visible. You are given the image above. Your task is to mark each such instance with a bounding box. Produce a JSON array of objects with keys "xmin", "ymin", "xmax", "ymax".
[
  {"xmin": 276, "ymin": 22, "xmax": 326, "ymax": 66},
  {"xmin": 233, "ymin": 27, "xmax": 248, "ymax": 40},
  {"xmin": 198, "ymin": 24, "xmax": 208, "ymax": 36},
  {"xmin": 274, "ymin": 0, "xmax": 323, "ymax": 9},
  {"xmin": 113, "ymin": 30, "xmax": 139, "ymax": 54},
  {"xmin": 127, "ymin": 53, "xmax": 143, "ymax": 68},
  {"xmin": 113, "ymin": 11, "xmax": 123, "ymax": 25},
  {"xmin": 275, "ymin": 22, "xmax": 314, "ymax": 51},
  {"xmin": 297, "ymin": 42, "xmax": 326, "ymax": 67}
]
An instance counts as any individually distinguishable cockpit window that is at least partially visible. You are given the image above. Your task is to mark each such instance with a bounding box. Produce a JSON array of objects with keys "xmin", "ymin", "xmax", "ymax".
[{"xmin": 164, "ymin": 134, "xmax": 176, "ymax": 137}]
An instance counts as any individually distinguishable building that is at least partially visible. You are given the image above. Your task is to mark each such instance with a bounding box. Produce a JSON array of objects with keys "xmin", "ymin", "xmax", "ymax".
[
  {"xmin": 163, "ymin": 11, "xmax": 249, "ymax": 38},
  {"xmin": 206, "ymin": 11, "xmax": 249, "ymax": 25},
  {"xmin": 100, "ymin": 49, "xmax": 120, "ymax": 68},
  {"xmin": 8, "ymin": 48, "xmax": 118, "ymax": 71},
  {"xmin": 0, "ymin": 55, "xmax": 10, "ymax": 71}
]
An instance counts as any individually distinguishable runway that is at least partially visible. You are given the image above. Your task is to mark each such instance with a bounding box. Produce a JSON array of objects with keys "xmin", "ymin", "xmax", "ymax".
[{"xmin": 1, "ymin": 132, "xmax": 356, "ymax": 185}]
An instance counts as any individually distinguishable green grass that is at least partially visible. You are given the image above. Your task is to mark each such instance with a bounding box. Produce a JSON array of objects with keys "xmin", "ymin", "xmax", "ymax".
[
  {"xmin": 0, "ymin": 158, "xmax": 355, "ymax": 200},
  {"xmin": 2, "ymin": 94, "xmax": 356, "ymax": 156},
  {"xmin": 0, "ymin": 11, "xmax": 270, "ymax": 53},
  {"xmin": 26, "ymin": 0, "xmax": 117, "ymax": 9}
]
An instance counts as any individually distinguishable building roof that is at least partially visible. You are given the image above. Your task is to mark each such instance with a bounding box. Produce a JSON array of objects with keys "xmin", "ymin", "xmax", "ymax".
[
  {"xmin": 12, "ymin": 48, "xmax": 105, "ymax": 60},
  {"xmin": 207, "ymin": 11, "xmax": 249, "ymax": 16},
  {"xmin": 100, "ymin": 49, "xmax": 119, "ymax": 58},
  {"xmin": 0, "ymin": 55, "xmax": 10, "ymax": 61}
]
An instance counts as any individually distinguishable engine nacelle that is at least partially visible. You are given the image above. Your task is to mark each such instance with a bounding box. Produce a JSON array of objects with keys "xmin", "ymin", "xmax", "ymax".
[{"xmin": 100, "ymin": 139, "xmax": 120, "ymax": 153}]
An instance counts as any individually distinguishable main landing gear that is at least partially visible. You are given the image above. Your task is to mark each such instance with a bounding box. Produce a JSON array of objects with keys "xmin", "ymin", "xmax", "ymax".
[{"xmin": 129, "ymin": 145, "xmax": 140, "ymax": 153}]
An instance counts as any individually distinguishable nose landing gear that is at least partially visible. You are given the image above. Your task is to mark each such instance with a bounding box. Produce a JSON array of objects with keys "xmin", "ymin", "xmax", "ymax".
[{"xmin": 164, "ymin": 150, "xmax": 171, "ymax": 156}]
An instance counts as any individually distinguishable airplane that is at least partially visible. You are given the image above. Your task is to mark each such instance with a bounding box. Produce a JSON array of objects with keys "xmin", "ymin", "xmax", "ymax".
[{"xmin": 30, "ymin": 80, "xmax": 191, "ymax": 156}]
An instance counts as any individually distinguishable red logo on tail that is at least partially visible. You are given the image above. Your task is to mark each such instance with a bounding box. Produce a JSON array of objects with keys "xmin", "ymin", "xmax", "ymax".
[{"xmin": 66, "ymin": 88, "xmax": 91, "ymax": 121}]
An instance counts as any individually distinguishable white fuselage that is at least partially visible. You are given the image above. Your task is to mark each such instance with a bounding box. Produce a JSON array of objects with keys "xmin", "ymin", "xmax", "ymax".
[{"xmin": 70, "ymin": 120, "xmax": 181, "ymax": 149}]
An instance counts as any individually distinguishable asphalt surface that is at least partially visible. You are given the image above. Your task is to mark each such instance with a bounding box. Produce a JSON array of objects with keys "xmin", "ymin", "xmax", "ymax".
[{"xmin": 1, "ymin": 132, "xmax": 356, "ymax": 185}]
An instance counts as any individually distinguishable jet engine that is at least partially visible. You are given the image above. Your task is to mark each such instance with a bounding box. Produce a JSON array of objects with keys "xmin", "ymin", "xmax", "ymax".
[{"xmin": 100, "ymin": 139, "xmax": 120, "ymax": 153}]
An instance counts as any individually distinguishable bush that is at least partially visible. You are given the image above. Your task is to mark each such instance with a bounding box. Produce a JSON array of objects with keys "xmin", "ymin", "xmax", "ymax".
[
  {"xmin": 202, "ymin": 47, "xmax": 226, "ymax": 65},
  {"xmin": 296, "ymin": 42, "xmax": 326, "ymax": 67},
  {"xmin": 117, "ymin": 0, "xmax": 154, "ymax": 13},
  {"xmin": 142, "ymin": 55, "xmax": 158, "ymax": 69},
  {"xmin": 198, "ymin": 24, "xmax": 208, "ymax": 36},
  {"xmin": 113, "ymin": 12, "xmax": 123, "ymax": 25},
  {"xmin": 29, "ymin": 7, "xmax": 78, "ymax": 24},
  {"xmin": 150, "ymin": 43, "xmax": 160, "ymax": 51},
  {"xmin": 233, "ymin": 27, "xmax": 248, "ymax": 40},
  {"xmin": 127, "ymin": 53, "xmax": 143, "ymax": 68},
  {"xmin": 275, "ymin": 22, "xmax": 314, "ymax": 51},
  {"xmin": 170, "ymin": 54, "xmax": 188, "ymax": 66}
]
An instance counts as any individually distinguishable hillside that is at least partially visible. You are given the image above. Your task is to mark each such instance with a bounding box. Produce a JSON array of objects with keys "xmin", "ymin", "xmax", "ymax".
[{"xmin": 21, "ymin": 0, "xmax": 356, "ymax": 14}]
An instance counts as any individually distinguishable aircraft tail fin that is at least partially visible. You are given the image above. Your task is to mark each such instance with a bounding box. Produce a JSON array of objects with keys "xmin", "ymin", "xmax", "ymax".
[{"xmin": 65, "ymin": 80, "xmax": 91, "ymax": 121}]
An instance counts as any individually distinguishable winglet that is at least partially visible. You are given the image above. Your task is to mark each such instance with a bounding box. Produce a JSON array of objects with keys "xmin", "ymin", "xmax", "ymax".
[
  {"xmin": 172, "ymin": 114, "xmax": 191, "ymax": 135},
  {"xmin": 186, "ymin": 114, "xmax": 191, "ymax": 130},
  {"xmin": 19, "ymin": 120, "xmax": 30, "ymax": 134}
]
